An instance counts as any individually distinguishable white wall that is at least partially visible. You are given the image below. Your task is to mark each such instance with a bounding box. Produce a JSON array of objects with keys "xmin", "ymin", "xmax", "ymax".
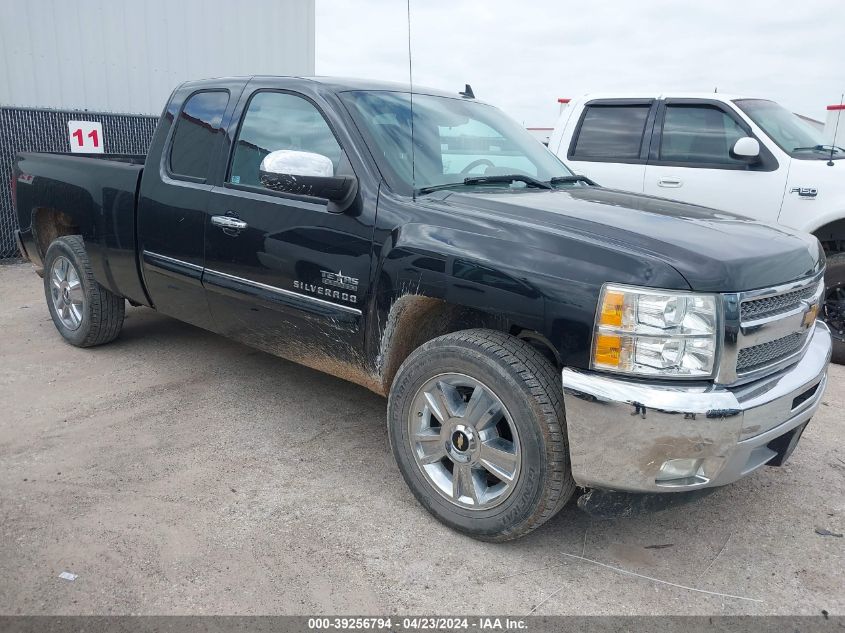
[{"xmin": 0, "ymin": 0, "xmax": 315, "ymax": 115}]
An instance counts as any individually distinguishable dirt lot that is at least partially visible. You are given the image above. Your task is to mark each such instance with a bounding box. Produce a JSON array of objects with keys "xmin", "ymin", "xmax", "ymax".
[{"xmin": 0, "ymin": 261, "xmax": 843, "ymax": 616}]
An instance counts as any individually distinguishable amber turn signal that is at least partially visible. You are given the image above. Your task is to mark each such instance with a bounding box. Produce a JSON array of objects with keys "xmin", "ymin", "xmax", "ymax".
[
  {"xmin": 594, "ymin": 333, "xmax": 622, "ymax": 368},
  {"xmin": 599, "ymin": 290, "xmax": 625, "ymax": 327}
]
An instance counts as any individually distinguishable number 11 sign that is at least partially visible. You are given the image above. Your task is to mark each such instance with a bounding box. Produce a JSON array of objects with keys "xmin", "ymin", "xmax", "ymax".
[{"xmin": 67, "ymin": 121, "xmax": 104, "ymax": 153}]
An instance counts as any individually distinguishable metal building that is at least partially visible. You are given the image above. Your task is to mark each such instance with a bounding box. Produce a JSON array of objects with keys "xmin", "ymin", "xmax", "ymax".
[{"xmin": 0, "ymin": 0, "xmax": 315, "ymax": 259}]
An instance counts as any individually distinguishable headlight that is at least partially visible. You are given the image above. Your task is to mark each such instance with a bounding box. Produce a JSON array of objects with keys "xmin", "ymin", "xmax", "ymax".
[{"xmin": 592, "ymin": 284, "xmax": 719, "ymax": 378}]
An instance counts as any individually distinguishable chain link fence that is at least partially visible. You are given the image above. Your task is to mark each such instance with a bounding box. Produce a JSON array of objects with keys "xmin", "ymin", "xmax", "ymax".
[{"xmin": 0, "ymin": 107, "xmax": 159, "ymax": 259}]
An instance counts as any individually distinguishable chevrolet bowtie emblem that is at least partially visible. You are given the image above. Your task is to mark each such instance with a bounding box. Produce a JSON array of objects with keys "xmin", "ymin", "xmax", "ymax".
[
  {"xmin": 456, "ymin": 434, "xmax": 464, "ymax": 450},
  {"xmin": 802, "ymin": 301, "xmax": 819, "ymax": 329}
]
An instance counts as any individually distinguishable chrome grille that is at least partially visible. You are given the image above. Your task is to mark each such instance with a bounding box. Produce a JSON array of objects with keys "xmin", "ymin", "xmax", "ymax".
[
  {"xmin": 736, "ymin": 332, "xmax": 807, "ymax": 373},
  {"xmin": 740, "ymin": 285, "xmax": 817, "ymax": 321},
  {"xmin": 717, "ymin": 272, "xmax": 825, "ymax": 385}
]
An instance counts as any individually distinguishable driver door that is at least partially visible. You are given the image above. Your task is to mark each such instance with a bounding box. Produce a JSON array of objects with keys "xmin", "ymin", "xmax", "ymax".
[{"xmin": 202, "ymin": 85, "xmax": 372, "ymax": 361}]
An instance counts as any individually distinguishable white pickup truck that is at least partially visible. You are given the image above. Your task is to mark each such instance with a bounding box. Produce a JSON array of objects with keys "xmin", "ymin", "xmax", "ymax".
[{"xmin": 548, "ymin": 94, "xmax": 845, "ymax": 362}]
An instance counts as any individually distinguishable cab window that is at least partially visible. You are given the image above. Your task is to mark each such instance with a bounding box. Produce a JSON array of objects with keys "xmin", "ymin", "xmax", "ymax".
[
  {"xmin": 659, "ymin": 105, "xmax": 746, "ymax": 165},
  {"xmin": 571, "ymin": 105, "xmax": 651, "ymax": 160},
  {"xmin": 169, "ymin": 90, "xmax": 230, "ymax": 180},
  {"xmin": 228, "ymin": 92, "xmax": 343, "ymax": 188}
]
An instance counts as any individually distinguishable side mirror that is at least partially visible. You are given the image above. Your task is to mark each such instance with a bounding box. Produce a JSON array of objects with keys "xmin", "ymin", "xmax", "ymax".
[
  {"xmin": 258, "ymin": 150, "xmax": 356, "ymax": 205},
  {"xmin": 731, "ymin": 137, "xmax": 761, "ymax": 161}
]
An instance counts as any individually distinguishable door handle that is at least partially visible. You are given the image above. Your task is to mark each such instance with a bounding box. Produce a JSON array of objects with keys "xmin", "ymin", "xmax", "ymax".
[
  {"xmin": 211, "ymin": 215, "xmax": 248, "ymax": 232},
  {"xmin": 657, "ymin": 178, "xmax": 683, "ymax": 188}
]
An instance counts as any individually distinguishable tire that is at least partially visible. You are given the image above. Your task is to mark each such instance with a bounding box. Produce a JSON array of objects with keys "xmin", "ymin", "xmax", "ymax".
[
  {"xmin": 824, "ymin": 252, "xmax": 845, "ymax": 364},
  {"xmin": 387, "ymin": 329, "xmax": 576, "ymax": 541},
  {"xmin": 43, "ymin": 235, "xmax": 125, "ymax": 347}
]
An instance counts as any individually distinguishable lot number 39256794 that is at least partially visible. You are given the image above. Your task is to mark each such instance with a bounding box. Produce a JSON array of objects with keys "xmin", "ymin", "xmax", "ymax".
[{"xmin": 67, "ymin": 121, "xmax": 104, "ymax": 153}]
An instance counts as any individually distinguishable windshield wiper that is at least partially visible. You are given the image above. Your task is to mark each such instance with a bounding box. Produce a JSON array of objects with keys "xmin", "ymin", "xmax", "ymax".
[
  {"xmin": 550, "ymin": 175, "xmax": 599, "ymax": 186},
  {"xmin": 416, "ymin": 182, "xmax": 468, "ymax": 195},
  {"xmin": 417, "ymin": 174, "xmax": 552, "ymax": 196},
  {"xmin": 462, "ymin": 174, "xmax": 552, "ymax": 189},
  {"xmin": 793, "ymin": 144, "xmax": 845, "ymax": 154}
]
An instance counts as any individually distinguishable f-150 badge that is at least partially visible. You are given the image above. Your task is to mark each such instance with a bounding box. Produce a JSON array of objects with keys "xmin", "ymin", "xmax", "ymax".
[
  {"xmin": 790, "ymin": 187, "xmax": 818, "ymax": 199},
  {"xmin": 293, "ymin": 270, "xmax": 359, "ymax": 304}
]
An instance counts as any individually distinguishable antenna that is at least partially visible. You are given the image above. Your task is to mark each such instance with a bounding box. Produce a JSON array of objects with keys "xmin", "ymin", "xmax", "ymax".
[
  {"xmin": 407, "ymin": 0, "xmax": 416, "ymax": 199},
  {"xmin": 828, "ymin": 93, "xmax": 843, "ymax": 167}
]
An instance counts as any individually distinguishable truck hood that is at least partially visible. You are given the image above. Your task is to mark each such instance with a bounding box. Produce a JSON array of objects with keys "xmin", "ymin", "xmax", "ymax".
[{"xmin": 435, "ymin": 187, "xmax": 823, "ymax": 292}]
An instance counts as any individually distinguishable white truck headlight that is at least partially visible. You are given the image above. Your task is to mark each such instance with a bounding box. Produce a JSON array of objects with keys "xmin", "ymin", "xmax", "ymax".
[{"xmin": 592, "ymin": 284, "xmax": 719, "ymax": 378}]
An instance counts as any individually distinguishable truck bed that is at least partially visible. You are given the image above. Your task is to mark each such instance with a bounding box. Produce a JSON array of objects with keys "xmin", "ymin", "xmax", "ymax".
[{"xmin": 13, "ymin": 151, "xmax": 149, "ymax": 306}]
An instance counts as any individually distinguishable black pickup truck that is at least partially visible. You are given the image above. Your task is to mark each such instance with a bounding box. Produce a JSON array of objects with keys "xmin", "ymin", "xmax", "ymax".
[{"xmin": 12, "ymin": 77, "xmax": 832, "ymax": 540}]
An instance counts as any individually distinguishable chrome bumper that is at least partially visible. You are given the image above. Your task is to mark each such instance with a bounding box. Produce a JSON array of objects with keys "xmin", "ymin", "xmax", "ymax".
[{"xmin": 561, "ymin": 321, "xmax": 832, "ymax": 493}]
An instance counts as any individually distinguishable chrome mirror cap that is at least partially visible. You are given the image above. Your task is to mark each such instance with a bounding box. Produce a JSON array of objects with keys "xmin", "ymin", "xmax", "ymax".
[{"xmin": 259, "ymin": 150, "xmax": 334, "ymax": 178}]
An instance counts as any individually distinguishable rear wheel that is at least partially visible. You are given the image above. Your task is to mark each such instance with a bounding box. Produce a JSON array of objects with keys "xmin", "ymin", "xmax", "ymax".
[
  {"xmin": 823, "ymin": 252, "xmax": 845, "ymax": 364},
  {"xmin": 43, "ymin": 235, "xmax": 125, "ymax": 347},
  {"xmin": 387, "ymin": 329, "xmax": 575, "ymax": 541}
]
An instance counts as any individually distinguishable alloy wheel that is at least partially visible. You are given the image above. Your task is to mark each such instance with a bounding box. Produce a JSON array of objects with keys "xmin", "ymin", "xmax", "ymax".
[
  {"xmin": 50, "ymin": 256, "xmax": 84, "ymax": 331},
  {"xmin": 408, "ymin": 373, "xmax": 521, "ymax": 510},
  {"xmin": 825, "ymin": 283, "xmax": 845, "ymax": 342}
]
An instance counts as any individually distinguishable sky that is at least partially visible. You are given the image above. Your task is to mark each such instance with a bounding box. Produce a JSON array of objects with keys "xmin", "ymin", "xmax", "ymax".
[{"xmin": 316, "ymin": 0, "xmax": 845, "ymax": 128}]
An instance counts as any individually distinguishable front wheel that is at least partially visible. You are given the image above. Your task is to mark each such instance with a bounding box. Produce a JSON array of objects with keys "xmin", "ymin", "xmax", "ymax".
[
  {"xmin": 43, "ymin": 235, "xmax": 125, "ymax": 347},
  {"xmin": 823, "ymin": 252, "xmax": 845, "ymax": 364},
  {"xmin": 387, "ymin": 329, "xmax": 575, "ymax": 541}
]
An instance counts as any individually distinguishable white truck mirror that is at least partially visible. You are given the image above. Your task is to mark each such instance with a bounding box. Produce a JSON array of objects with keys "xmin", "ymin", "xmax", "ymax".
[{"xmin": 732, "ymin": 137, "xmax": 761, "ymax": 160}]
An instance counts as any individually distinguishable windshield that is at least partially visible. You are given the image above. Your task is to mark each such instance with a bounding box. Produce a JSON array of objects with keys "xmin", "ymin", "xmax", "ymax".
[
  {"xmin": 735, "ymin": 99, "xmax": 842, "ymax": 158},
  {"xmin": 340, "ymin": 91, "xmax": 573, "ymax": 194}
]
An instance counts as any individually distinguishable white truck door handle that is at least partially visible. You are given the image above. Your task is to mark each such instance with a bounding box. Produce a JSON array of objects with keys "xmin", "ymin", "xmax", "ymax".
[
  {"xmin": 211, "ymin": 215, "xmax": 248, "ymax": 231},
  {"xmin": 658, "ymin": 178, "xmax": 683, "ymax": 188}
]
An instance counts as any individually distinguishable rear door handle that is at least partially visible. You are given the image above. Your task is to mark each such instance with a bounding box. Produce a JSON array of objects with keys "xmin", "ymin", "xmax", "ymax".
[
  {"xmin": 211, "ymin": 215, "xmax": 248, "ymax": 233},
  {"xmin": 657, "ymin": 178, "xmax": 683, "ymax": 188}
]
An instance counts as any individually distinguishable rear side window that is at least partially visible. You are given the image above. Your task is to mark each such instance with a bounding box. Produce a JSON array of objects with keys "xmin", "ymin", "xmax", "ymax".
[
  {"xmin": 228, "ymin": 91, "xmax": 342, "ymax": 188},
  {"xmin": 571, "ymin": 105, "xmax": 650, "ymax": 159},
  {"xmin": 169, "ymin": 90, "xmax": 230, "ymax": 180},
  {"xmin": 659, "ymin": 105, "xmax": 747, "ymax": 165}
]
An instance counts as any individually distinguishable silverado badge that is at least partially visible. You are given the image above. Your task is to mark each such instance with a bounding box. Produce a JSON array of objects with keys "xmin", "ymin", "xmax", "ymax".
[{"xmin": 293, "ymin": 270, "xmax": 359, "ymax": 304}]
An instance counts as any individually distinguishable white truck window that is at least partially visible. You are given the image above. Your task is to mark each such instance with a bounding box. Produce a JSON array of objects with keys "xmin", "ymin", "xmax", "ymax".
[
  {"xmin": 571, "ymin": 105, "xmax": 650, "ymax": 160},
  {"xmin": 660, "ymin": 105, "xmax": 746, "ymax": 165}
]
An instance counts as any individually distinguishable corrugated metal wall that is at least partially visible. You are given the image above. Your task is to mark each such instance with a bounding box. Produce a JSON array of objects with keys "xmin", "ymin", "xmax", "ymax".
[
  {"xmin": 0, "ymin": 0, "xmax": 314, "ymax": 258},
  {"xmin": 0, "ymin": 0, "xmax": 315, "ymax": 116}
]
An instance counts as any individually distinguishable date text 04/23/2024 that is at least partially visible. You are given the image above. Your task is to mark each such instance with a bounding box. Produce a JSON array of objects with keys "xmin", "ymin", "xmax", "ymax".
[{"xmin": 307, "ymin": 617, "xmax": 528, "ymax": 631}]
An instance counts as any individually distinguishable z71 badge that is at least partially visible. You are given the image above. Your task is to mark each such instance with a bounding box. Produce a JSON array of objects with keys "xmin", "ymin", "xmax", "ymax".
[{"xmin": 293, "ymin": 270, "xmax": 359, "ymax": 304}]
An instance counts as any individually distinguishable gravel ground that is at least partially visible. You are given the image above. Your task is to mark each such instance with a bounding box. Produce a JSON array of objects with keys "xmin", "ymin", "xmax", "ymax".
[{"xmin": 0, "ymin": 261, "xmax": 843, "ymax": 616}]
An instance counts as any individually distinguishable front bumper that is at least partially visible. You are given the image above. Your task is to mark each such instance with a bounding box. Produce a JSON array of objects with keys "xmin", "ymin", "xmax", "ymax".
[{"xmin": 561, "ymin": 320, "xmax": 832, "ymax": 493}]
